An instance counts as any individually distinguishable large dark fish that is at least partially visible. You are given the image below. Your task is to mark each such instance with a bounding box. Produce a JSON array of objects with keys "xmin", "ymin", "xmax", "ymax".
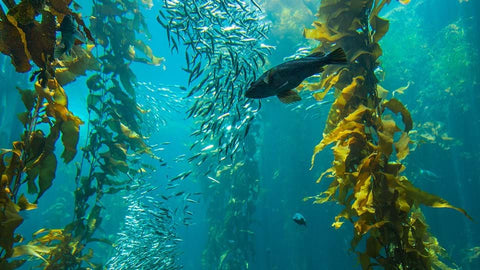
[
  {"xmin": 55, "ymin": 14, "xmax": 84, "ymax": 58},
  {"xmin": 245, "ymin": 48, "xmax": 347, "ymax": 104}
]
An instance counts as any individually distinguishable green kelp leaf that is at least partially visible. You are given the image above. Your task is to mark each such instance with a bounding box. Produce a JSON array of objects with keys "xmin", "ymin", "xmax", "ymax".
[
  {"xmin": 0, "ymin": 199, "xmax": 24, "ymax": 257},
  {"xmin": 26, "ymin": 166, "xmax": 39, "ymax": 194},
  {"xmin": 36, "ymin": 153, "xmax": 57, "ymax": 201},
  {"xmin": 87, "ymin": 205, "xmax": 103, "ymax": 234},
  {"xmin": 100, "ymin": 151, "xmax": 129, "ymax": 175},
  {"xmin": 0, "ymin": 259, "xmax": 26, "ymax": 270},
  {"xmin": 218, "ymin": 250, "xmax": 229, "ymax": 269},
  {"xmin": 17, "ymin": 87, "xmax": 35, "ymax": 112},
  {"xmin": 17, "ymin": 112, "xmax": 30, "ymax": 127},
  {"xmin": 370, "ymin": 14, "xmax": 389, "ymax": 43},
  {"xmin": 60, "ymin": 120, "xmax": 80, "ymax": 163},
  {"xmin": 118, "ymin": 64, "xmax": 137, "ymax": 96},
  {"xmin": 86, "ymin": 74, "xmax": 103, "ymax": 91}
]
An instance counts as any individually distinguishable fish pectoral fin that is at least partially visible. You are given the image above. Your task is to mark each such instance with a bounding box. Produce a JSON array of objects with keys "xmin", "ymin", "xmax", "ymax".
[
  {"xmin": 277, "ymin": 90, "xmax": 301, "ymax": 104},
  {"xmin": 263, "ymin": 70, "xmax": 273, "ymax": 84}
]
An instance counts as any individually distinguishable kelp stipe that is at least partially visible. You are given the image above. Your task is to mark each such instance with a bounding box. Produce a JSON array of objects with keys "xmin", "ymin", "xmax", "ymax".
[{"xmin": 304, "ymin": 0, "xmax": 471, "ymax": 269}]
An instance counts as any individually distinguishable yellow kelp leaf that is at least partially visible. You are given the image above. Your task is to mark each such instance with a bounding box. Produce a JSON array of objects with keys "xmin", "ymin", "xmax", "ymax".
[
  {"xmin": 119, "ymin": 122, "xmax": 151, "ymax": 153},
  {"xmin": 395, "ymin": 132, "xmax": 410, "ymax": 161},
  {"xmin": 392, "ymin": 81, "xmax": 412, "ymax": 97},
  {"xmin": 32, "ymin": 228, "xmax": 64, "ymax": 243},
  {"xmin": 18, "ymin": 194, "xmax": 37, "ymax": 211},
  {"xmin": 378, "ymin": 131, "xmax": 393, "ymax": 157},
  {"xmin": 377, "ymin": 84, "xmax": 389, "ymax": 99},
  {"xmin": 332, "ymin": 208, "xmax": 354, "ymax": 229},
  {"xmin": 36, "ymin": 153, "xmax": 57, "ymax": 201},
  {"xmin": 47, "ymin": 79, "xmax": 68, "ymax": 106},
  {"xmin": 314, "ymin": 180, "xmax": 339, "ymax": 204},
  {"xmin": 377, "ymin": 119, "xmax": 400, "ymax": 157},
  {"xmin": 12, "ymin": 244, "xmax": 53, "ymax": 263},
  {"xmin": 334, "ymin": 76, "xmax": 364, "ymax": 109},
  {"xmin": 382, "ymin": 173, "xmax": 411, "ymax": 212},
  {"xmin": 331, "ymin": 221, "xmax": 344, "ymax": 229},
  {"xmin": 382, "ymin": 98, "xmax": 413, "ymax": 132},
  {"xmin": 354, "ymin": 218, "xmax": 388, "ymax": 236},
  {"xmin": 310, "ymin": 68, "xmax": 349, "ymax": 100},
  {"xmin": 398, "ymin": 178, "xmax": 472, "ymax": 220},
  {"xmin": 352, "ymin": 155, "xmax": 376, "ymax": 216},
  {"xmin": 316, "ymin": 167, "xmax": 334, "ymax": 184},
  {"xmin": 0, "ymin": 198, "xmax": 23, "ymax": 256},
  {"xmin": 333, "ymin": 144, "xmax": 349, "ymax": 176},
  {"xmin": 60, "ymin": 120, "xmax": 80, "ymax": 163},
  {"xmin": 0, "ymin": 15, "xmax": 31, "ymax": 72},
  {"xmin": 120, "ymin": 122, "xmax": 140, "ymax": 139},
  {"xmin": 370, "ymin": 15, "xmax": 389, "ymax": 43},
  {"xmin": 312, "ymin": 105, "xmax": 370, "ymax": 167},
  {"xmin": 303, "ymin": 21, "xmax": 349, "ymax": 43}
]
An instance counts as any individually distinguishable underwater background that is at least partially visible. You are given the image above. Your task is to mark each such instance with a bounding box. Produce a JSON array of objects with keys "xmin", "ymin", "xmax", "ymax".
[{"xmin": 0, "ymin": 0, "xmax": 479, "ymax": 269}]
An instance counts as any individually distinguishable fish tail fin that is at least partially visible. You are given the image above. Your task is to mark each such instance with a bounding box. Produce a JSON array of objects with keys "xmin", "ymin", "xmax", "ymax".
[{"xmin": 325, "ymin": 48, "xmax": 347, "ymax": 64}]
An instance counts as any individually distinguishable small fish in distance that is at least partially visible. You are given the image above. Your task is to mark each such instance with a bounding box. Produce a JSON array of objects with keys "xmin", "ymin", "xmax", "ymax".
[
  {"xmin": 245, "ymin": 48, "xmax": 347, "ymax": 104},
  {"xmin": 292, "ymin": 212, "xmax": 307, "ymax": 226}
]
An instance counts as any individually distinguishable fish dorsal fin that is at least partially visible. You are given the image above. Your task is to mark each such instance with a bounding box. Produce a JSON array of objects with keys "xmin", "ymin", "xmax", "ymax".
[
  {"xmin": 277, "ymin": 90, "xmax": 301, "ymax": 104},
  {"xmin": 263, "ymin": 70, "xmax": 273, "ymax": 84},
  {"xmin": 306, "ymin": 50, "xmax": 325, "ymax": 58}
]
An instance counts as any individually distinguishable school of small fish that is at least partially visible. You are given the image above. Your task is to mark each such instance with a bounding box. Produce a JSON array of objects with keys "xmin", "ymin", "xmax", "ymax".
[
  {"xmin": 157, "ymin": 0, "xmax": 272, "ymax": 172},
  {"xmin": 106, "ymin": 181, "xmax": 199, "ymax": 269}
]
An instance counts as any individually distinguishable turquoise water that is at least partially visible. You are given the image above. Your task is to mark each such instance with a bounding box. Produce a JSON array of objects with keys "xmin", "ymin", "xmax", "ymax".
[{"xmin": 0, "ymin": 0, "xmax": 478, "ymax": 269}]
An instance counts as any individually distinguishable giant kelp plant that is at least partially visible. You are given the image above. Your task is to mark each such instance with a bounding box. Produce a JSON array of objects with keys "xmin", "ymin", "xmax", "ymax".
[
  {"xmin": 0, "ymin": 0, "xmax": 93, "ymax": 268},
  {"xmin": 303, "ymin": 0, "xmax": 471, "ymax": 269},
  {"xmin": 0, "ymin": 0, "xmax": 173, "ymax": 268}
]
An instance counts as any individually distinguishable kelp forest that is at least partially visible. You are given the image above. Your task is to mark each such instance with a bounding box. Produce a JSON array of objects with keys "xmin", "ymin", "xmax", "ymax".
[{"xmin": 0, "ymin": 0, "xmax": 478, "ymax": 269}]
